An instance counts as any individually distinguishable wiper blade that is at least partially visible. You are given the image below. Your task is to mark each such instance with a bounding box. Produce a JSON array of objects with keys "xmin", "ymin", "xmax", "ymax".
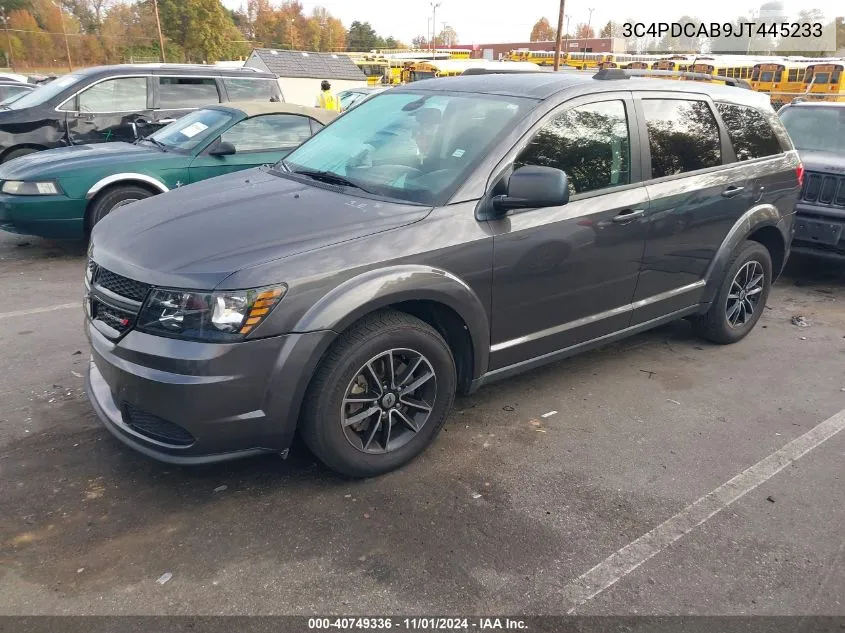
[
  {"xmin": 291, "ymin": 168, "xmax": 374, "ymax": 194},
  {"xmin": 140, "ymin": 136, "xmax": 168, "ymax": 152}
]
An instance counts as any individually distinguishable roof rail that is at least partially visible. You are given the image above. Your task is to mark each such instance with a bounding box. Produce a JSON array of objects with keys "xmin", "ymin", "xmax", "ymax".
[
  {"xmin": 592, "ymin": 68, "xmax": 751, "ymax": 89},
  {"xmin": 461, "ymin": 67, "xmax": 548, "ymax": 75}
]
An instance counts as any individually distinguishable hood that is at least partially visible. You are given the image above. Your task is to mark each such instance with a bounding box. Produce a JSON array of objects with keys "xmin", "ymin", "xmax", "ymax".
[
  {"xmin": 796, "ymin": 150, "xmax": 845, "ymax": 176},
  {"xmin": 90, "ymin": 168, "xmax": 431, "ymax": 290},
  {"xmin": 0, "ymin": 142, "xmax": 162, "ymax": 179}
]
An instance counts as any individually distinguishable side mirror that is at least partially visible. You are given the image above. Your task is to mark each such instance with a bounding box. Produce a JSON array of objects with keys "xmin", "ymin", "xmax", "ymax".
[
  {"xmin": 492, "ymin": 166, "xmax": 569, "ymax": 214},
  {"xmin": 209, "ymin": 140, "xmax": 236, "ymax": 157}
]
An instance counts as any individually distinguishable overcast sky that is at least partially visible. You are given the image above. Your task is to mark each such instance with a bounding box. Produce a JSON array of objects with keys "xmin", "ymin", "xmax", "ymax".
[{"xmin": 221, "ymin": 0, "xmax": 842, "ymax": 45}]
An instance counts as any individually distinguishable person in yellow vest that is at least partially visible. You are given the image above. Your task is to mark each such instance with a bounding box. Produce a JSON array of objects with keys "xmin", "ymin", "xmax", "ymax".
[{"xmin": 316, "ymin": 80, "xmax": 340, "ymax": 112}]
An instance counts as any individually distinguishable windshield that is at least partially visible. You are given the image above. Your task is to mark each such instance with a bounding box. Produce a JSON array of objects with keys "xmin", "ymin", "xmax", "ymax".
[
  {"xmin": 148, "ymin": 108, "xmax": 234, "ymax": 151},
  {"xmin": 5, "ymin": 73, "xmax": 83, "ymax": 109},
  {"xmin": 281, "ymin": 91, "xmax": 533, "ymax": 205},
  {"xmin": 780, "ymin": 106, "xmax": 845, "ymax": 153}
]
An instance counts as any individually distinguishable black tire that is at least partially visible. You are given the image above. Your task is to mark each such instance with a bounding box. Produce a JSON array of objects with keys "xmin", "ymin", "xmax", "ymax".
[
  {"xmin": 2, "ymin": 147, "xmax": 37, "ymax": 163},
  {"xmin": 694, "ymin": 240, "xmax": 772, "ymax": 344},
  {"xmin": 301, "ymin": 309, "xmax": 457, "ymax": 477},
  {"xmin": 86, "ymin": 185, "xmax": 153, "ymax": 231}
]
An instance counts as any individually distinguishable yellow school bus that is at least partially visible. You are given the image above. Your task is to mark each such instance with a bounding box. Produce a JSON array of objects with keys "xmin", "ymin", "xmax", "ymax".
[
  {"xmin": 565, "ymin": 52, "xmax": 605, "ymax": 70},
  {"xmin": 692, "ymin": 57, "xmax": 759, "ymax": 82},
  {"xmin": 353, "ymin": 57, "xmax": 389, "ymax": 86},
  {"xmin": 801, "ymin": 62, "xmax": 845, "ymax": 102},
  {"xmin": 407, "ymin": 59, "xmax": 490, "ymax": 81},
  {"xmin": 751, "ymin": 61, "xmax": 810, "ymax": 107}
]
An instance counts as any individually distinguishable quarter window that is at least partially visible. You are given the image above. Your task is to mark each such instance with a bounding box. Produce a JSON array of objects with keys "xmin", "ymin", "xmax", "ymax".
[
  {"xmin": 715, "ymin": 103, "xmax": 782, "ymax": 161},
  {"xmin": 223, "ymin": 78, "xmax": 278, "ymax": 102},
  {"xmin": 78, "ymin": 77, "xmax": 147, "ymax": 113},
  {"xmin": 159, "ymin": 77, "xmax": 220, "ymax": 108},
  {"xmin": 221, "ymin": 114, "xmax": 313, "ymax": 152},
  {"xmin": 515, "ymin": 100, "xmax": 631, "ymax": 195},
  {"xmin": 641, "ymin": 99, "xmax": 722, "ymax": 178}
]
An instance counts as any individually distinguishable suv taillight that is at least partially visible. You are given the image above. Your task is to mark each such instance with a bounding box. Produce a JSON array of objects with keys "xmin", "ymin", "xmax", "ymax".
[{"xmin": 796, "ymin": 163, "xmax": 804, "ymax": 187}]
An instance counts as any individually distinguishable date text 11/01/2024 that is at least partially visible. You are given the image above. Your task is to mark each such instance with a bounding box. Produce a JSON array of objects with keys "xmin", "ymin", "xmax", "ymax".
[
  {"xmin": 622, "ymin": 21, "xmax": 824, "ymax": 38},
  {"xmin": 307, "ymin": 618, "xmax": 528, "ymax": 630}
]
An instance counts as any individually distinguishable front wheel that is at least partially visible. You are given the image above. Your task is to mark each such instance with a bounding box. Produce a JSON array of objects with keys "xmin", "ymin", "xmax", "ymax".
[
  {"xmin": 301, "ymin": 310, "xmax": 456, "ymax": 477},
  {"xmin": 694, "ymin": 240, "xmax": 772, "ymax": 344},
  {"xmin": 86, "ymin": 185, "xmax": 153, "ymax": 232}
]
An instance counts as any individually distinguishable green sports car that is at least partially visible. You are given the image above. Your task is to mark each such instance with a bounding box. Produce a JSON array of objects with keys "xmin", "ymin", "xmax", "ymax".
[{"xmin": 0, "ymin": 102, "xmax": 336, "ymax": 239}]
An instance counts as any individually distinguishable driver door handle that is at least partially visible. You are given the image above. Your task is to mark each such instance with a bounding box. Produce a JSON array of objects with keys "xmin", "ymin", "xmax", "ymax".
[
  {"xmin": 611, "ymin": 209, "xmax": 646, "ymax": 224},
  {"xmin": 157, "ymin": 118, "xmax": 176, "ymax": 125},
  {"xmin": 721, "ymin": 185, "xmax": 745, "ymax": 198}
]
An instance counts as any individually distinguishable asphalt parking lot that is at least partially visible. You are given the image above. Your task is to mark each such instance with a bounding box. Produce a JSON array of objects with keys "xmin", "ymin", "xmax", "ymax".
[{"xmin": 1, "ymin": 230, "xmax": 844, "ymax": 616}]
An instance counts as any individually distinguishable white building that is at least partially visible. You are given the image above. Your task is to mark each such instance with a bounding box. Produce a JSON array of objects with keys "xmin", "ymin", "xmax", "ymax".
[{"xmin": 245, "ymin": 49, "xmax": 368, "ymax": 107}]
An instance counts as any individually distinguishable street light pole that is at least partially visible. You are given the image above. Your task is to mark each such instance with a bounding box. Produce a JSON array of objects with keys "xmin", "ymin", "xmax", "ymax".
[
  {"xmin": 152, "ymin": 0, "xmax": 166, "ymax": 62},
  {"xmin": 583, "ymin": 7, "xmax": 594, "ymax": 55},
  {"xmin": 430, "ymin": 2, "xmax": 441, "ymax": 56},
  {"xmin": 53, "ymin": 1, "xmax": 72, "ymax": 72},
  {"xmin": 553, "ymin": 0, "xmax": 565, "ymax": 71}
]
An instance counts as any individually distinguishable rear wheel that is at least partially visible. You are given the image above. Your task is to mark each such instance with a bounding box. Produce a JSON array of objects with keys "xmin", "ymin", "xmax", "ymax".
[
  {"xmin": 301, "ymin": 310, "xmax": 456, "ymax": 477},
  {"xmin": 694, "ymin": 240, "xmax": 772, "ymax": 344},
  {"xmin": 86, "ymin": 185, "xmax": 153, "ymax": 232}
]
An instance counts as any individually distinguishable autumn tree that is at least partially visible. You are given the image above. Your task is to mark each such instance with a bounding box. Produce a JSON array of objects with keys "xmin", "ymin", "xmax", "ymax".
[
  {"xmin": 530, "ymin": 17, "xmax": 555, "ymax": 42},
  {"xmin": 575, "ymin": 23, "xmax": 595, "ymax": 39}
]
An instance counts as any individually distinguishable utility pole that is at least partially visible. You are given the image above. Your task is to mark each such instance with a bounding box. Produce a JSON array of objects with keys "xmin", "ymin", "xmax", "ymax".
[
  {"xmin": 0, "ymin": 9, "xmax": 13, "ymax": 71},
  {"xmin": 430, "ymin": 2, "xmax": 441, "ymax": 56},
  {"xmin": 153, "ymin": 0, "xmax": 166, "ymax": 62},
  {"xmin": 54, "ymin": 1, "xmax": 72, "ymax": 72},
  {"xmin": 553, "ymin": 0, "xmax": 565, "ymax": 70}
]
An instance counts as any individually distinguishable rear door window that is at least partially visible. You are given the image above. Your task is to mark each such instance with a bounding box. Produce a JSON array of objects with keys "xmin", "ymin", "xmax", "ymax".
[
  {"xmin": 159, "ymin": 77, "xmax": 220, "ymax": 109},
  {"xmin": 641, "ymin": 99, "xmax": 722, "ymax": 178},
  {"xmin": 223, "ymin": 78, "xmax": 278, "ymax": 102},
  {"xmin": 715, "ymin": 103, "xmax": 782, "ymax": 161}
]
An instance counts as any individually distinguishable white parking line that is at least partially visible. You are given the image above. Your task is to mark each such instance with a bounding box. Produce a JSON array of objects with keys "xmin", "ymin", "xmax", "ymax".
[
  {"xmin": 563, "ymin": 406, "xmax": 845, "ymax": 613},
  {"xmin": 0, "ymin": 303, "xmax": 79, "ymax": 320}
]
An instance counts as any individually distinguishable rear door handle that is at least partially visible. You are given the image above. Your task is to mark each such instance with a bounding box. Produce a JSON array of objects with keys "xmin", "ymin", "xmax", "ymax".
[
  {"xmin": 611, "ymin": 209, "xmax": 646, "ymax": 224},
  {"xmin": 721, "ymin": 185, "xmax": 745, "ymax": 198}
]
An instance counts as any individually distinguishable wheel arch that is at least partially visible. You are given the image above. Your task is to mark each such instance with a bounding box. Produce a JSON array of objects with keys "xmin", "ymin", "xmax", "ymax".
[
  {"xmin": 85, "ymin": 173, "xmax": 169, "ymax": 200},
  {"xmin": 701, "ymin": 204, "xmax": 786, "ymax": 307},
  {"xmin": 293, "ymin": 265, "xmax": 490, "ymax": 391},
  {"xmin": 0, "ymin": 144, "xmax": 48, "ymax": 163},
  {"xmin": 84, "ymin": 177, "xmax": 165, "ymax": 232}
]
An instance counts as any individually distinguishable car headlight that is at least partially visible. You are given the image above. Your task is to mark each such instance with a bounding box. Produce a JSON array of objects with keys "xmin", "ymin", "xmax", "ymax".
[
  {"xmin": 1, "ymin": 180, "xmax": 63, "ymax": 195},
  {"xmin": 137, "ymin": 285, "xmax": 286, "ymax": 342}
]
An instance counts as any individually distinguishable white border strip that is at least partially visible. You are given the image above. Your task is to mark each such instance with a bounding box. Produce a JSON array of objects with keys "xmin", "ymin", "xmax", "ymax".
[
  {"xmin": 0, "ymin": 303, "xmax": 78, "ymax": 320},
  {"xmin": 563, "ymin": 407, "xmax": 845, "ymax": 613}
]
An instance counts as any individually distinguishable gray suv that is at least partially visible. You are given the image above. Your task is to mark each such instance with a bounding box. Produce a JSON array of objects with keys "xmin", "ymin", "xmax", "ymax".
[{"xmin": 84, "ymin": 72, "xmax": 801, "ymax": 477}]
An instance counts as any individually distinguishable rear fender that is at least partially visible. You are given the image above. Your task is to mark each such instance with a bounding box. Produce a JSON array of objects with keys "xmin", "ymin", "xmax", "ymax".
[{"xmin": 701, "ymin": 203, "xmax": 783, "ymax": 307}]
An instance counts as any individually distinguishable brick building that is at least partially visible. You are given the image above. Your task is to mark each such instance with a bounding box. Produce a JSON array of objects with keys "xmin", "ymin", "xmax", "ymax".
[{"xmin": 451, "ymin": 38, "xmax": 626, "ymax": 60}]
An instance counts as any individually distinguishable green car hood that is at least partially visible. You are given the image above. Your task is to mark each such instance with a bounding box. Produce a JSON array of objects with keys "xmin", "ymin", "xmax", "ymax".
[{"xmin": 0, "ymin": 142, "xmax": 183, "ymax": 181}]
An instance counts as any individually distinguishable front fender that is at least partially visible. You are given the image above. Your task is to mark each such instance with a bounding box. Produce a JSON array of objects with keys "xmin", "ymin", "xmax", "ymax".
[
  {"xmin": 701, "ymin": 203, "xmax": 784, "ymax": 306},
  {"xmin": 293, "ymin": 265, "xmax": 490, "ymax": 381}
]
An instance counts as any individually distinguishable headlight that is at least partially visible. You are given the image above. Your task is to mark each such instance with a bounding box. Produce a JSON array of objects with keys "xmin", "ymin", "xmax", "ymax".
[
  {"xmin": 137, "ymin": 285, "xmax": 286, "ymax": 342},
  {"xmin": 1, "ymin": 180, "xmax": 63, "ymax": 195}
]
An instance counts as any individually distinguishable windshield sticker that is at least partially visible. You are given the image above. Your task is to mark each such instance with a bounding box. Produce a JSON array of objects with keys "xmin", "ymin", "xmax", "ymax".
[
  {"xmin": 452, "ymin": 149, "xmax": 465, "ymax": 158},
  {"xmin": 180, "ymin": 122, "xmax": 209, "ymax": 138}
]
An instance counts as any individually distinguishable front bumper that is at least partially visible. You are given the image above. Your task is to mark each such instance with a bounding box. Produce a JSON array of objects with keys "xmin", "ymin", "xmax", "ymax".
[
  {"xmin": 85, "ymin": 320, "xmax": 335, "ymax": 464},
  {"xmin": 792, "ymin": 203, "xmax": 845, "ymax": 259},
  {"xmin": 0, "ymin": 193, "xmax": 86, "ymax": 239}
]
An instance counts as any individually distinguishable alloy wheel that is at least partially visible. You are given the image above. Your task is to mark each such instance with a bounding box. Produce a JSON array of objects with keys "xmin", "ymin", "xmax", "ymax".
[
  {"xmin": 726, "ymin": 260, "xmax": 765, "ymax": 328},
  {"xmin": 341, "ymin": 348, "xmax": 437, "ymax": 454}
]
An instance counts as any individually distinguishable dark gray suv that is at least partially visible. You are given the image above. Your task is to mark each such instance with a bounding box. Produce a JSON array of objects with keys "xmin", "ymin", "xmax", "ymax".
[{"xmin": 85, "ymin": 72, "xmax": 801, "ymax": 477}]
